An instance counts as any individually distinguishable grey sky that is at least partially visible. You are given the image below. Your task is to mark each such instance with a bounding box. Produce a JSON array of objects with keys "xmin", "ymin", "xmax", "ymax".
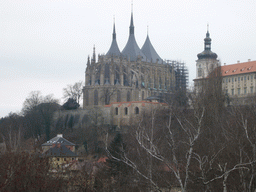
[{"xmin": 1, "ymin": 0, "xmax": 256, "ymax": 117}]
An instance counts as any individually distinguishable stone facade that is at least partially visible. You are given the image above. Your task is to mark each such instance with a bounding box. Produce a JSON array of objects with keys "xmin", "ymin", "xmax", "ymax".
[{"xmin": 106, "ymin": 100, "xmax": 168, "ymax": 127}]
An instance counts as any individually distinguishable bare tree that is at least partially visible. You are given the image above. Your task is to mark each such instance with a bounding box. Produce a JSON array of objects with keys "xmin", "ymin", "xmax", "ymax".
[
  {"xmin": 22, "ymin": 91, "xmax": 59, "ymax": 140},
  {"xmin": 63, "ymin": 81, "xmax": 84, "ymax": 105},
  {"xmin": 100, "ymin": 87, "xmax": 117, "ymax": 105}
]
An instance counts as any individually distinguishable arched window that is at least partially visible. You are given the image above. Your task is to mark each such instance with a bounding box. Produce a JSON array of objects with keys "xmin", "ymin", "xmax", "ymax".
[
  {"xmin": 135, "ymin": 107, "xmax": 139, "ymax": 114},
  {"xmin": 124, "ymin": 107, "xmax": 128, "ymax": 115},
  {"xmin": 94, "ymin": 90, "xmax": 98, "ymax": 105},
  {"xmin": 127, "ymin": 91, "xmax": 131, "ymax": 102},
  {"xmin": 115, "ymin": 107, "xmax": 118, "ymax": 115},
  {"xmin": 85, "ymin": 90, "xmax": 89, "ymax": 106},
  {"xmin": 104, "ymin": 64, "xmax": 110, "ymax": 80},
  {"xmin": 117, "ymin": 90, "xmax": 121, "ymax": 102}
]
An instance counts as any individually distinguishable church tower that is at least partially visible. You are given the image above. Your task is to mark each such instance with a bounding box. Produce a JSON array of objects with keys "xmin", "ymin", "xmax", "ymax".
[{"xmin": 196, "ymin": 26, "xmax": 218, "ymax": 79}]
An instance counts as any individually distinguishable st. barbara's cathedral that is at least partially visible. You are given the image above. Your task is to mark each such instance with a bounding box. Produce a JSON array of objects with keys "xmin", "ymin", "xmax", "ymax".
[{"xmin": 83, "ymin": 10, "xmax": 176, "ymax": 108}]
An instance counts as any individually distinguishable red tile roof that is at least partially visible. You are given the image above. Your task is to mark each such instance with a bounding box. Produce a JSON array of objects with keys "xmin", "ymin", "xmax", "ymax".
[{"xmin": 221, "ymin": 60, "xmax": 256, "ymax": 77}]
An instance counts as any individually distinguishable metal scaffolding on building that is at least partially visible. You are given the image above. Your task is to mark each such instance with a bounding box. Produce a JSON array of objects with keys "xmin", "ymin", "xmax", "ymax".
[{"xmin": 166, "ymin": 60, "xmax": 189, "ymax": 92}]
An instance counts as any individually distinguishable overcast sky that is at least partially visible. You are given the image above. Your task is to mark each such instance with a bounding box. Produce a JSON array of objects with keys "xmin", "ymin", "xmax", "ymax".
[{"xmin": 1, "ymin": 0, "xmax": 256, "ymax": 117}]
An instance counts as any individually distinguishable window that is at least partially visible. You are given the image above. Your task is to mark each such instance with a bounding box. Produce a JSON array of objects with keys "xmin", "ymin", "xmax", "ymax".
[
  {"xmin": 241, "ymin": 77, "xmax": 243, "ymax": 81},
  {"xmin": 251, "ymin": 87, "xmax": 253, "ymax": 94},
  {"xmin": 117, "ymin": 90, "xmax": 121, "ymax": 102},
  {"xmin": 127, "ymin": 91, "xmax": 131, "ymax": 102},
  {"xmin": 251, "ymin": 75, "xmax": 253, "ymax": 80},
  {"xmin": 124, "ymin": 107, "xmax": 128, "ymax": 115},
  {"xmin": 226, "ymin": 89, "xmax": 228, "ymax": 94},
  {"xmin": 64, "ymin": 158, "xmax": 66, "ymax": 161},
  {"xmin": 85, "ymin": 90, "xmax": 89, "ymax": 106},
  {"xmin": 232, "ymin": 77, "xmax": 234, "ymax": 83},
  {"xmin": 244, "ymin": 87, "xmax": 247, "ymax": 94},
  {"xmin": 198, "ymin": 68, "xmax": 202, "ymax": 77},
  {"xmin": 231, "ymin": 89, "xmax": 234, "ymax": 95},
  {"xmin": 57, "ymin": 158, "xmax": 59, "ymax": 161},
  {"xmin": 115, "ymin": 107, "xmax": 118, "ymax": 115},
  {"xmin": 238, "ymin": 88, "xmax": 240, "ymax": 95},
  {"xmin": 135, "ymin": 107, "xmax": 139, "ymax": 114},
  {"xmin": 142, "ymin": 91, "xmax": 144, "ymax": 100},
  {"xmin": 238, "ymin": 77, "xmax": 240, "ymax": 82},
  {"xmin": 235, "ymin": 78, "xmax": 237, "ymax": 82},
  {"xmin": 226, "ymin": 78, "xmax": 228, "ymax": 83},
  {"xmin": 244, "ymin": 76, "xmax": 247, "ymax": 81},
  {"xmin": 94, "ymin": 90, "xmax": 98, "ymax": 105}
]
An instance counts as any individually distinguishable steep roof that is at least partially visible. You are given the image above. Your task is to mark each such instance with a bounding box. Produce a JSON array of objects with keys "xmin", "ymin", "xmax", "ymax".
[
  {"xmin": 141, "ymin": 35, "xmax": 163, "ymax": 63},
  {"xmin": 220, "ymin": 60, "xmax": 256, "ymax": 77},
  {"xmin": 121, "ymin": 12, "xmax": 146, "ymax": 62},
  {"xmin": 106, "ymin": 22, "xmax": 121, "ymax": 56},
  {"xmin": 42, "ymin": 134, "xmax": 75, "ymax": 146},
  {"xmin": 42, "ymin": 145, "xmax": 77, "ymax": 157}
]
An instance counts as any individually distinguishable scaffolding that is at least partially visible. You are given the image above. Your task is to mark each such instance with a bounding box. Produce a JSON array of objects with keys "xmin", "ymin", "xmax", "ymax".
[{"xmin": 166, "ymin": 60, "xmax": 189, "ymax": 92}]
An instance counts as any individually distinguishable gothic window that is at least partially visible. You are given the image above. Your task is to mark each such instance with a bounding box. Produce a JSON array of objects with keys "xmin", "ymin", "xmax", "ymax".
[
  {"xmin": 135, "ymin": 107, "xmax": 139, "ymax": 114},
  {"xmin": 94, "ymin": 90, "xmax": 98, "ymax": 105},
  {"xmin": 141, "ymin": 75, "xmax": 145, "ymax": 88},
  {"xmin": 85, "ymin": 90, "xmax": 89, "ymax": 106},
  {"xmin": 124, "ymin": 107, "xmax": 128, "ymax": 115},
  {"xmin": 127, "ymin": 91, "xmax": 131, "ymax": 102},
  {"xmin": 117, "ymin": 90, "xmax": 121, "ymax": 102},
  {"xmin": 115, "ymin": 107, "xmax": 118, "ymax": 115},
  {"xmin": 123, "ymin": 68, "xmax": 129, "ymax": 86},
  {"xmin": 104, "ymin": 64, "xmax": 110, "ymax": 84},
  {"xmin": 115, "ymin": 66, "xmax": 120, "ymax": 84}
]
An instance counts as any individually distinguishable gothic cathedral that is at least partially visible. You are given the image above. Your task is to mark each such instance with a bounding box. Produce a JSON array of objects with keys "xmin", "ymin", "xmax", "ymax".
[{"xmin": 83, "ymin": 11, "xmax": 175, "ymax": 108}]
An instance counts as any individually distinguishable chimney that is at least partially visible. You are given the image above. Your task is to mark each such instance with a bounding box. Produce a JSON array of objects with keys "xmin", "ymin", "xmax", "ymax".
[
  {"xmin": 248, "ymin": 59, "xmax": 251, "ymax": 62},
  {"xmin": 237, "ymin": 60, "xmax": 240, "ymax": 63},
  {"xmin": 57, "ymin": 134, "xmax": 63, "ymax": 138}
]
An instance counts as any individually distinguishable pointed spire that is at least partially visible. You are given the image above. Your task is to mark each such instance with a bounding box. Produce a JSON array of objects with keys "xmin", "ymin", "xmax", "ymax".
[
  {"xmin": 92, "ymin": 45, "xmax": 96, "ymax": 63},
  {"xmin": 130, "ymin": 1, "xmax": 134, "ymax": 35},
  {"xmin": 141, "ymin": 31, "xmax": 163, "ymax": 63},
  {"xmin": 106, "ymin": 18, "xmax": 121, "ymax": 56},
  {"xmin": 87, "ymin": 56, "xmax": 90, "ymax": 65},
  {"xmin": 122, "ymin": 2, "xmax": 146, "ymax": 62},
  {"xmin": 113, "ymin": 16, "xmax": 116, "ymax": 40}
]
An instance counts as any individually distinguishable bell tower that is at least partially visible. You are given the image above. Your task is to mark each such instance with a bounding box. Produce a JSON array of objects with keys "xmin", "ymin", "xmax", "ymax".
[{"xmin": 196, "ymin": 25, "xmax": 218, "ymax": 79}]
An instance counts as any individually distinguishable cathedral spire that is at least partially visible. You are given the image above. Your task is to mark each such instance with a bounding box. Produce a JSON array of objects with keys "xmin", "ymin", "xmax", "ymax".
[
  {"xmin": 113, "ymin": 16, "xmax": 116, "ymax": 40},
  {"xmin": 129, "ymin": 2, "xmax": 134, "ymax": 35},
  {"xmin": 122, "ymin": 3, "xmax": 146, "ymax": 61},
  {"xmin": 106, "ymin": 17, "xmax": 121, "ymax": 56},
  {"xmin": 92, "ymin": 45, "xmax": 96, "ymax": 63}
]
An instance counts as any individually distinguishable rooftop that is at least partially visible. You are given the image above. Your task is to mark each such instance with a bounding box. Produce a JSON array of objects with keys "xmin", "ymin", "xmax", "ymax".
[
  {"xmin": 221, "ymin": 60, "xmax": 256, "ymax": 77},
  {"xmin": 42, "ymin": 134, "xmax": 75, "ymax": 146},
  {"xmin": 42, "ymin": 145, "xmax": 77, "ymax": 157}
]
